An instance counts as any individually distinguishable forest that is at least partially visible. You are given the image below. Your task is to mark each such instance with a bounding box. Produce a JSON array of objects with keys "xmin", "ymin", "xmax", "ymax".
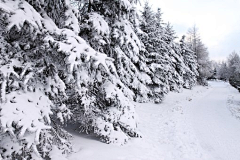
[{"xmin": 0, "ymin": 0, "xmax": 239, "ymax": 159}]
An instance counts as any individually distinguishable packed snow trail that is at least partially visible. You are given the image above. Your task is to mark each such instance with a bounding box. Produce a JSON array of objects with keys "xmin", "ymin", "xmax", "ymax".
[
  {"xmin": 187, "ymin": 81, "xmax": 240, "ymax": 160},
  {"xmin": 67, "ymin": 81, "xmax": 240, "ymax": 160}
]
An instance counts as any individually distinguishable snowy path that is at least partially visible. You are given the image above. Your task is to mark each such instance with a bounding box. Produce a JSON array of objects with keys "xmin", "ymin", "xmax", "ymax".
[
  {"xmin": 67, "ymin": 81, "xmax": 240, "ymax": 160},
  {"xmin": 187, "ymin": 81, "xmax": 240, "ymax": 160}
]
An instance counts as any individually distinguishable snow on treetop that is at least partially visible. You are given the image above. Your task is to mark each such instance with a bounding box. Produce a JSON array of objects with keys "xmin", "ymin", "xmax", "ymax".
[
  {"xmin": 0, "ymin": 0, "xmax": 43, "ymax": 32},
  {"xmin": 89, "ymin": 12, "xmax": 110, "ymax": 36}
]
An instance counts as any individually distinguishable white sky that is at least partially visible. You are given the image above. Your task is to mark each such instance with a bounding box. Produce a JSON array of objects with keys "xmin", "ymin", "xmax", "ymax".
[{"xmin": 141, "ymin": 0, "xmax": 240, "ymax": 62}]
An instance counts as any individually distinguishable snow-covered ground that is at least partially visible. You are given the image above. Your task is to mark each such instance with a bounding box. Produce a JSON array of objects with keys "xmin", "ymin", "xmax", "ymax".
[{"xmin": 67, "ymin": 81, "xmax": 240, "ymax": 160}]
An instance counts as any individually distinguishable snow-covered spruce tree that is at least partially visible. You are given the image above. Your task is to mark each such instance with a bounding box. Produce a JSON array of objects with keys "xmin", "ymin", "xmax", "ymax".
[
  {"xmin": 78, "ymin": 0, "xmax": 156, "ymax": 103},
  {"xmin": 140, "ymin": 5, "xmax": 187, "ymax": 93},
  {"xmin": 161, "ymin": 22, "xmax": 187, "ymax": 92},
  {"xmin": 0, "ymin": 0, "xmax": 139, "ymax": 159},
  {"xmin": 180, "ymin": 35, "xmax": 198, "ymax": 89},
  {"xmin": 139, "ymin": 4, "xmax": 172, "ymax": 100},
  {"xmin": 0, "ymin": 0, "xmax": 80, "ymax": 159},
  {"xmin": 140, "ymin": 1, "xmax": 158, "ymax": 53}
]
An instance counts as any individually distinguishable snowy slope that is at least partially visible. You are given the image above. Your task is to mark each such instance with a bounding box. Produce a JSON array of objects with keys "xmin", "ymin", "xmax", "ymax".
[{"xmin": 67, "ymin": 81, "xmax": 240, "ymax": 160}]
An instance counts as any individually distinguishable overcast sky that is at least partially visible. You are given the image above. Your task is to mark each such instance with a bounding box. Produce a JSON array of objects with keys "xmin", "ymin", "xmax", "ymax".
[{"xmin": 142, "ymin": 0, "xmax": 240, "ymax": 62}]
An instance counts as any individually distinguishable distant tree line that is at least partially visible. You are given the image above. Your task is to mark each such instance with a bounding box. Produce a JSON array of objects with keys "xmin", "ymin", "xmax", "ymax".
[{"xmin": 211, "ymin": 51, "xmax": 240, "ymax": 90}]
